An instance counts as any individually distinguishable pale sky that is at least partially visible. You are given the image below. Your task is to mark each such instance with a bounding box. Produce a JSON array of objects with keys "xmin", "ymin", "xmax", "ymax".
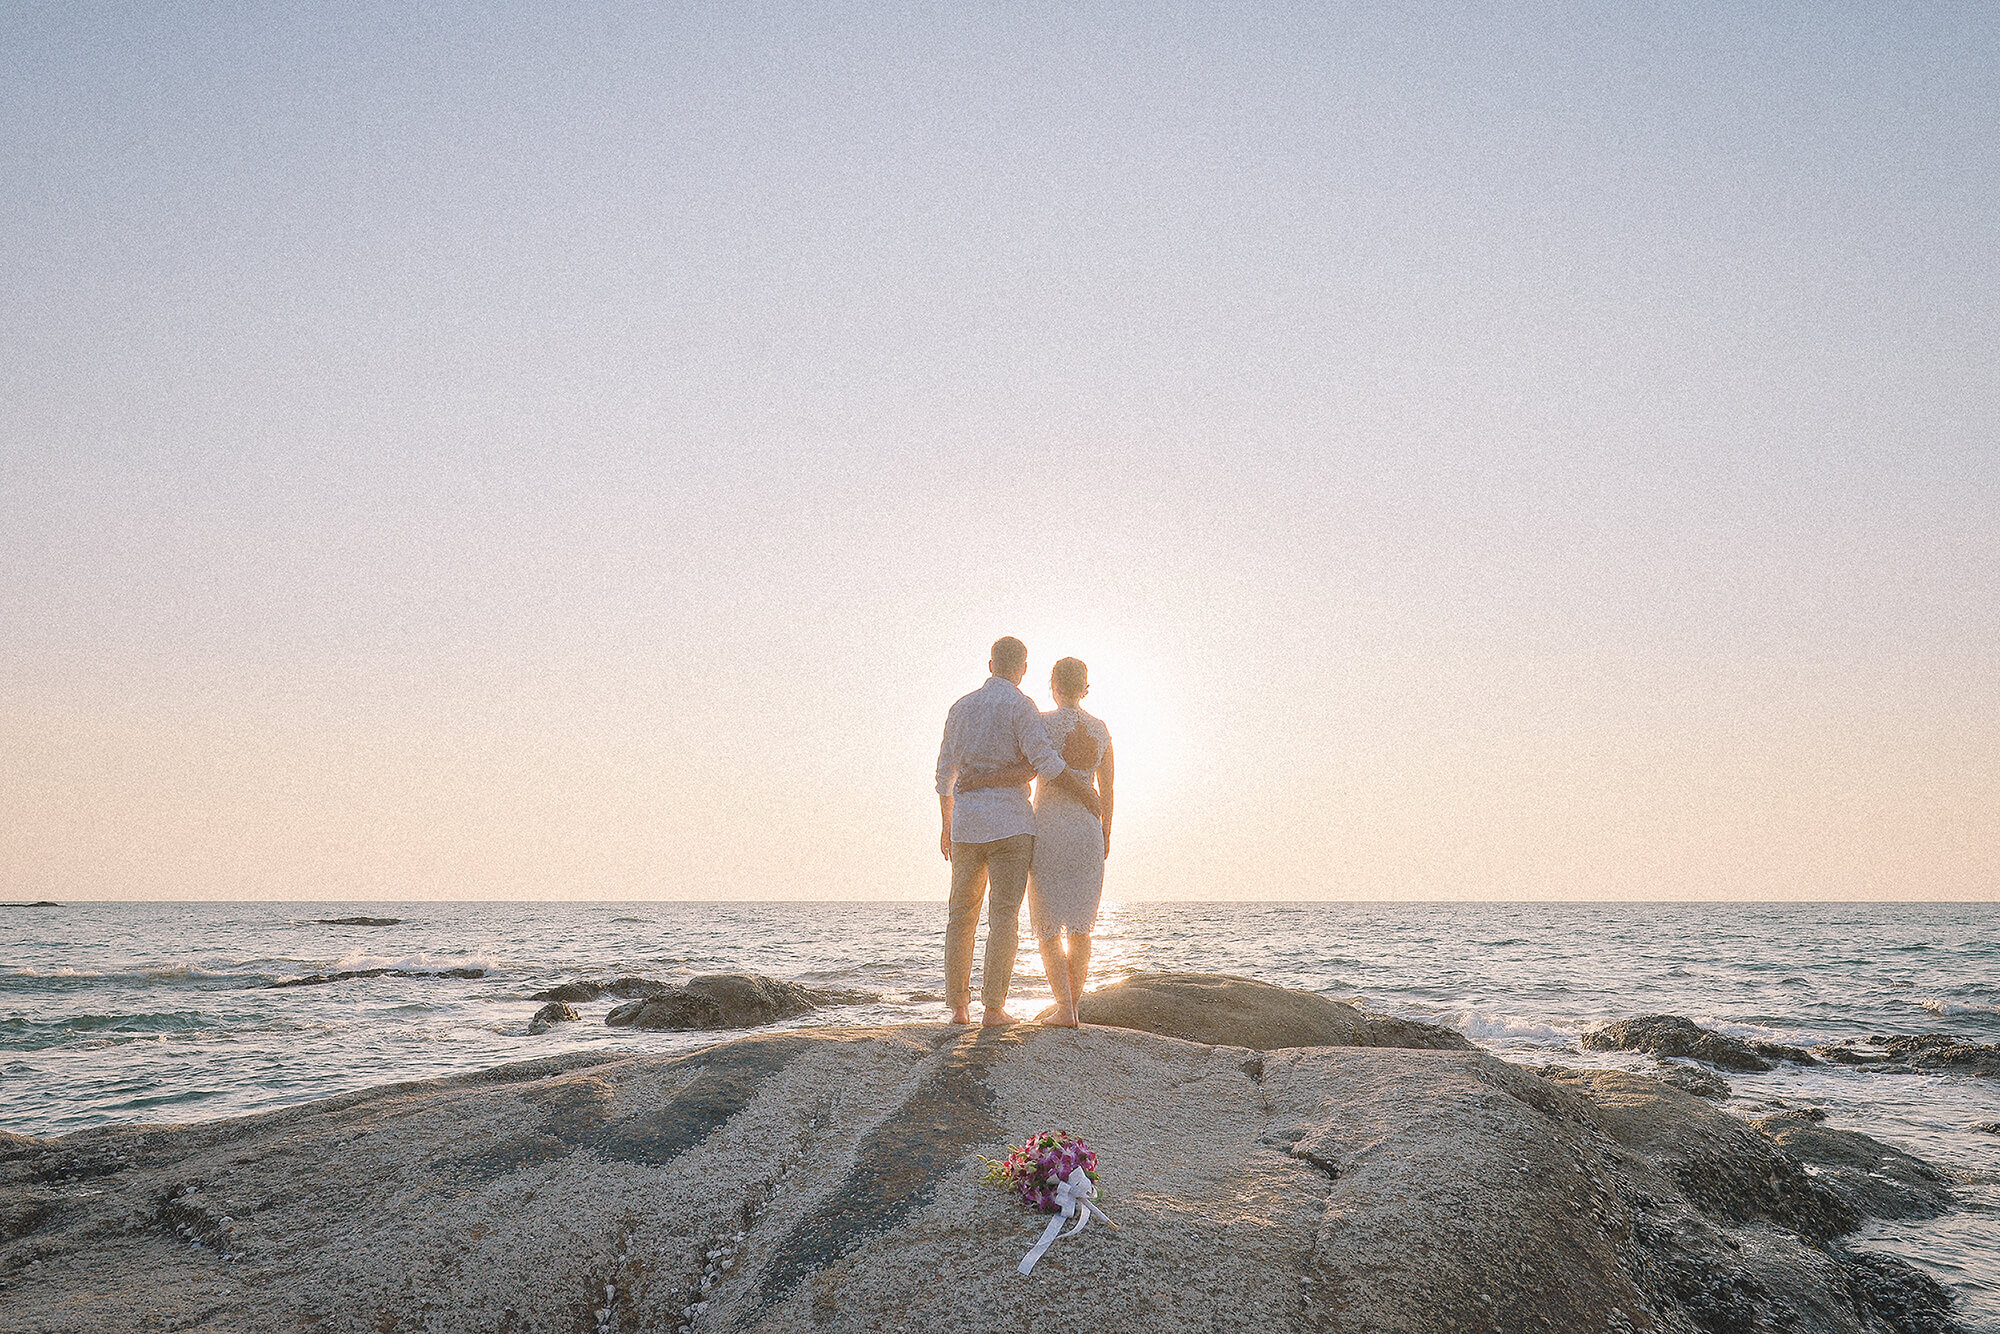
[{"xmin": 3, "ymin": 3, "xmax": 1995, "ymax": 902}]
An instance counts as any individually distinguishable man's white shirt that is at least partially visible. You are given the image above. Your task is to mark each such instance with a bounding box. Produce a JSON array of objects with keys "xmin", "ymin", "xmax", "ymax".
[{"xmin": 934, "ymin": 676, "xmax": 1071, "ymax": 844}]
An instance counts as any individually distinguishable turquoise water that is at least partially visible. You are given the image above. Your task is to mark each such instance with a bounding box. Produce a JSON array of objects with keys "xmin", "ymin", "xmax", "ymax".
[{"xmin": 3, "ymin": 900, "xmax": 1995, "ymax": 1321}]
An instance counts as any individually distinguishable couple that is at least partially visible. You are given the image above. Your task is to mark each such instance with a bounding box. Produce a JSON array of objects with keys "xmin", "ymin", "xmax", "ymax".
[{"xmin": 934, "ymin": 636, "xmax": 1115, "ymax": 1028}]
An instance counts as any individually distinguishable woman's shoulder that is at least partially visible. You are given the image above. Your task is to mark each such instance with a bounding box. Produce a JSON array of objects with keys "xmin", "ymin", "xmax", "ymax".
[{"xmin": 1078, "ymin": 708, "xmax": 1109, "ymax": 740}]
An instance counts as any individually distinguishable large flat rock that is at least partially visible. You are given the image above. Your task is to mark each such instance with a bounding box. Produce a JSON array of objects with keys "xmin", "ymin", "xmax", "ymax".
[
  {"xmin": 0, "ymin": 1026, "xmax": 1959, "ymax": 1334},
  {"xmin": 1053, "ymin": 971, "xmax": 1477, "ymax": 1051}
]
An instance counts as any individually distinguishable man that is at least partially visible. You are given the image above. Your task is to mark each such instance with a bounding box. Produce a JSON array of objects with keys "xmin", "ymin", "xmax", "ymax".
[{"xmin": 934, "ymin": 637, "xmax": 1103, "ymax": 1026}]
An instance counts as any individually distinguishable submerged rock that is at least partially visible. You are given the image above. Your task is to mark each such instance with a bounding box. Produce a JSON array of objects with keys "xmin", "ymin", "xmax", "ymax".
[
  {"xmin": 1581, "ymin": 1014, "xmax": 1773, "ymax": 1072},
  {"xmin": 0, "ymin": 1020, "xmax": 1958, "ymax": 1334},
  {"xmin": 1051, "ymin": 972, "xmax": 1476, "ymax": 1051},
  {"xmin": 313, "ymin": 916, "xmax": 402, "ymax": 926},
  {"xmin": 526, "ymin": 1002, "xmax": 580, "ymax": 1036},
  {"xmin": 603, "ymin": 973, "xmax": 821, "ymax": 1031},
  {"xmin": 1814, "ymin": 1044, "xmax": 1896, "ymax": 1065}
]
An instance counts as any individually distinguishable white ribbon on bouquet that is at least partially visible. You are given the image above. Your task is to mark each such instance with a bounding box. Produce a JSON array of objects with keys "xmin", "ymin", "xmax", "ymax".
[{"xmin": 1018, "ymin": 1167, "xmax": 1113, "ymax": 1276}]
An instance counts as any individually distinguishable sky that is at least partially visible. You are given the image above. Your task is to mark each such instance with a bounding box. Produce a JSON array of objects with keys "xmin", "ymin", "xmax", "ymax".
[{"xmin": 2, "ymin": 2, "xmax": 1995, "ymax": 902}]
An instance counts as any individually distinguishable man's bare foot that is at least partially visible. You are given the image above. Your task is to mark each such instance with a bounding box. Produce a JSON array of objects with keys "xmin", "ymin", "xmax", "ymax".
[
  {"xmin": 949, "ymin": 1005, "xmax": 970, "ymax": 1025},
  {"xmin": 981, "ymin": 1009, "xmax": 1017, "ymax": 1027}
]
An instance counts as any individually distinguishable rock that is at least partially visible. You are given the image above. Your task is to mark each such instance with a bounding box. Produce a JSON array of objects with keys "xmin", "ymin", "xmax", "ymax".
[
  {"xmin": 0, "ymin": 1024, "xmax": 1956, "ymax": 1334},
  {"xmin": 1867, "ymin": 1034, "xmax": 2000, "ymax": 1077},
  {"xmin": 603, "ymin": 974, "xmax": 821, "ymax": 1031},
  {"xmin": 601, "ymin": 976, "xmax": 675, "ymax": 1000},
  {"xmin": 1753, "ymin": 1040, "xmax": 1819, "ymax": 1065},
  {"xmin": 0, "ymin": 901, "xmax": 60, "ymax": 908},
  {"xmin": 1749, "ymin": 1111, "xmax": 1957, "ymax": 1220},
  {"xmin": 266, "ymin": 967, "xmax": 485, "ymax": 989},
  {"xmin": 527, "ymin": 1002, "xmax": 580, "ymax": 1036},
  {"xmin": 531, "ymin": 980, "xmax": 605, "ymax": 1003},
  {"xmin": 1538, "ymin": 1068, "xmax": 1859, "ymax": 1241},
  {"xmin": 1972, "ymin": 1122, "xmax": 2000, "ymax": 1135},
  {"xmin": 314, "ymin": 916, "xmax": 402, "ymax": 926},
  {"xmin": 1581, "ymin": 1015, "xmax": 1773, "ymax": 1072},
  {"xmin": 1814, "ymin": 1044, "xmax": 1894, "ymax": 1065},
  {"xmin": 1048, "ymin": 972, "xmax": 1475, "ymax": 1051},
  {"xmin": 529, "ymin": 977, "xmax": 684, "ymax": 1003},
  {"xmin": 1653, "ymin": 1059, "xmax": 1732, "ymax": 1099}
]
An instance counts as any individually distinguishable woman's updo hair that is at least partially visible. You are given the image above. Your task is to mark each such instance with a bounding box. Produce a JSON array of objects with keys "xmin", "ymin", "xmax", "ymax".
[{"xmin": 1051, "ymin": 657, "xmax": 1089, "ymax": 699}]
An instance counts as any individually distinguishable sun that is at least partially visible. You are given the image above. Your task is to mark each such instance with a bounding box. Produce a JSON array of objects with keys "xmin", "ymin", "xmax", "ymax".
[{"xmin": 1001, "ymin": 625, "xmax": 1182, "ymax": 801}]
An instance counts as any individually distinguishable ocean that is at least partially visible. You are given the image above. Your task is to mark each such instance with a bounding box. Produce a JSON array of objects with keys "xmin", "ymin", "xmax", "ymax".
[{"xmin": 3, "ymin": 900, "xmax": 1995, "ymax": 1323}]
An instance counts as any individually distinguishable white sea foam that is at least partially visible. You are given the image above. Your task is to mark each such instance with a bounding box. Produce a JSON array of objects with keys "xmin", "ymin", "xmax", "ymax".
[
  {"xmin": 325, "ymin": 950, "xmax": 505, "ymax": 974},
  {"xmin": 1447, "ymin": 1011, "xmax": 1574, "ymax": 1046},
  {"xmin": 1921, "ymin": 997, "xmax": 1997, "ymax": 1017}
]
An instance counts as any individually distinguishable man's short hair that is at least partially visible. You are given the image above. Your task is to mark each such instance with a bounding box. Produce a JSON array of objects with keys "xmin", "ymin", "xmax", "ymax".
[{"xmin": 989, "ymin": 636, "xmax": 1027, "ymax": 673}]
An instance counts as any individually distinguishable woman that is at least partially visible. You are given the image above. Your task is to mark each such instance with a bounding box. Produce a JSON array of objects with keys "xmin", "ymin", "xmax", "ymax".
[
  {"xmin": 1029, "ymin": 657, "xmax": 1113, "ymax": 1026},
  {"xmin": 957, "ymin": 657, "xmax": 1114, "ymax": 1027}
]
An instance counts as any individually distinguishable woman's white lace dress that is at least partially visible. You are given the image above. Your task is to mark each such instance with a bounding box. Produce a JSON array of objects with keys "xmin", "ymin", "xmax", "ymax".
[{"xmin": 1027, "ymin": 706, "xmax": 1111, "ymax": 941}]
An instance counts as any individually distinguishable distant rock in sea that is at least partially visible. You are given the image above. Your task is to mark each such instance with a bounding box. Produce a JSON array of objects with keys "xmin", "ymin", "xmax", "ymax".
[
  {"xmin": 313, "ymin": 916, "xmax": 402, "ymax": 926},
  {"xmin": 1581, "ymin": 1014, "xmax": 1775, "ymax": 1072},
  {"xmin": 0, "ymin": 901, "xmax": 59, "ymax": 908},
  {"xmin": 1040, "ymin": 972, "xmax": 1477, "ymax": 1051},
  {"xmin": 265, "ymin": 967, "xmax": 485, "ymax": 989},
  {"xmin": 0, "ymin": 1006, "xmax": 1959, "ymax": 1334}
]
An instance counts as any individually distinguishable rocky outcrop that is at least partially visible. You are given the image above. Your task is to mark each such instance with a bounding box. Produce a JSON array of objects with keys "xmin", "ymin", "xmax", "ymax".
[
  {"xmin": 1581, "ymin": 1014, "xmax": 1773, "ymax": 1071},
  {"xmin": 602, "ymin": 974, "xmax": 823, "ymax": 1031},
  {"xmin": 1051, "ymin": 972, "xmax": 1476, "ymax": 1051},
  {"xmin": 313, "ymin": 917, "xmax": 402, "ymax": 926},
  {"xmin": 527, "ymin": 1002, "xmax": 580, "ymax": 1035},
  {"xmin": 1750, "ymin": 1110, "xmax": 1957, "ymax": 1220},
  {"xmin": 0, "ymin": 1022, "xmax": 1959, "ymax": 1334}
]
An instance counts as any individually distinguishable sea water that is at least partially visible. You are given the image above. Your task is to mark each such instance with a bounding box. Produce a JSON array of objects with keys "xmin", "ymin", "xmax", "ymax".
[{"xmin": 3, "ymin": 900, "xmax": 1995, "ymax": 1322}]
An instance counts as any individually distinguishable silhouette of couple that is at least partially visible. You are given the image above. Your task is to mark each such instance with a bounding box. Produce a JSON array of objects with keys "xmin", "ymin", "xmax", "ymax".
[{"xmin": 934, "ymin": 637, "xmax": 1114, "ymax": 1028}]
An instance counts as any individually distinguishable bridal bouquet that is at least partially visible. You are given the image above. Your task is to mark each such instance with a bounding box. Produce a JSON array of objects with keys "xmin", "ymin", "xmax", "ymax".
[
  {"xmin": 980, "ymin": 1130, "xmax": 1099, "ymax": 1211},
  {"xmin": 981, "ymin": 1131, "xmax": 1114, "ymax": 1275}
]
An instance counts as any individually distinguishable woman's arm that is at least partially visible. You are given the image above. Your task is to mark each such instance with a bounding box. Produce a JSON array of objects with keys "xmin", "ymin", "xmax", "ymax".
[{"xmin": 1098, "ymin": 742, "xmax": 1115, "ymax": 857}]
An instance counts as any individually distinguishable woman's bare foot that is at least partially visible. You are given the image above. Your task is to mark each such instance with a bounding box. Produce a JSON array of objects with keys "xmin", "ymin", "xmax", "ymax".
[
  {"xmin": 981, "ymin": 1008, "xmax": 1018, "ymax": 1027},
  {"xmin": 1054, "ymin": 1008, "xmax": 1080, "ymax": 1029}
]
